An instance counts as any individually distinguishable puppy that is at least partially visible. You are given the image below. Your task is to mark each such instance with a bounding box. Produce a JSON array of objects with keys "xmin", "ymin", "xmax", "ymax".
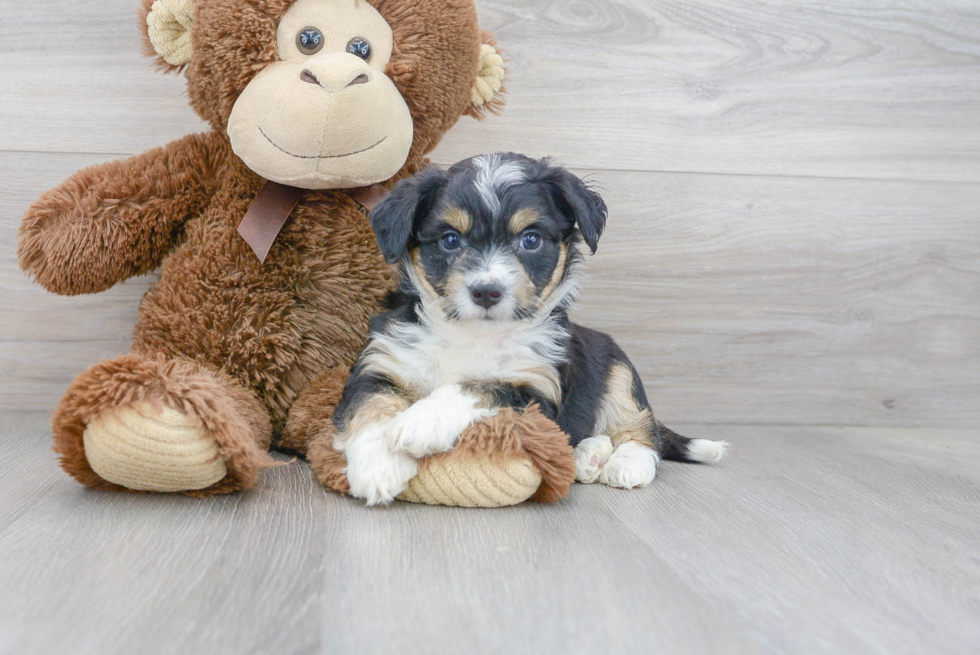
[{"xmin": 333, "ymin": 153, "xmax": 726, "ymax": 505}]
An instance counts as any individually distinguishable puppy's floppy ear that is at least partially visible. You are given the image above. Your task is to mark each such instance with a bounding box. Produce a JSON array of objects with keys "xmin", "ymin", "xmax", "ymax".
[
  {"xmin": 370, "ymin": 168, "xmax": 448, "ymax": 263},
  {"xmin": 544, "ymin": 166, "xmax": 608, "ymax": 254}
]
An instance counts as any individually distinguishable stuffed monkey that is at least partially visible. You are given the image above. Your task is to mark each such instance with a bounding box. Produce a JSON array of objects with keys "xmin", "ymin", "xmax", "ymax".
[{"xmin": 18, "ymin": 0, "xmax": 574, "ymax": 505}]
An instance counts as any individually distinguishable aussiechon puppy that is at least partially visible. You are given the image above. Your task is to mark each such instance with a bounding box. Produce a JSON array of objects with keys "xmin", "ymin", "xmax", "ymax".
[{"xmin": 333, "ymin": 153, "xmax": 727, "ymax": 504}]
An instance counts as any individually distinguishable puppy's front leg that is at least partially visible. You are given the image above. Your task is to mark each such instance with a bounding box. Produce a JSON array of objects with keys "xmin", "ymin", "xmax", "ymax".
[
  {"xmin": 387, "ymin": 384, "xmax": 497, "ymax": 458},
  {"xmin": 342, "ymin": 418, "xmax": 419, "ymax": 506},
  {"xmin": 335, "ymin": 389, "xmax": 416, "ymax": 506}
]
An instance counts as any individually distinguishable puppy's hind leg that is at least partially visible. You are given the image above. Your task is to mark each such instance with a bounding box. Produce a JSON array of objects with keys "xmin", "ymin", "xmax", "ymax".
[
  {"xmin": 593, "ymin": 421, "xmax": 727, "ymax": 489},
  {"xmin": 598, "ymin": 441, "xmax": 659, "ymax": 488},
  {"xmin": 587, "ymin": 362, "xmax": 661, "ymax": 488},
  {"xmin": 574, "ymin": 435, "xmax": 614, "ymax": 483}
]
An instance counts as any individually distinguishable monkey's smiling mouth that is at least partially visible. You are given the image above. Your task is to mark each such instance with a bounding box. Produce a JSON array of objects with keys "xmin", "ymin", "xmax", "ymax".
[{"xmin": 259, "ymin": 126, "xmax": 387, "ymax": 159}]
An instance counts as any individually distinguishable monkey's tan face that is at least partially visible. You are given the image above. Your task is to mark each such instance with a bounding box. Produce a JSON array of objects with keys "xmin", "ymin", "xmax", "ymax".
[{"xmin": 227, "ymin": 0, "xmax": 414, "ymax": 189}]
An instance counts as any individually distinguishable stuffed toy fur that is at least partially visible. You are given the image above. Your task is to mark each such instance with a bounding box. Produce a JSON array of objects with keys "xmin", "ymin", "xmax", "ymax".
[{"xmin": 18, "ymin": 0, "xmax": 575, "ymax": 505}]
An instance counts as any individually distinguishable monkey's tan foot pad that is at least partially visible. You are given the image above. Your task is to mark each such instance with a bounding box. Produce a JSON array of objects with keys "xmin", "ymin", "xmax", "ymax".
[
  {"xmin": 83, "ymin": 401, "xmax": 227, "ymax": 492},
  {"xmin": 399, "ymin": 452, "xmax": 542, "ymax": 507}
]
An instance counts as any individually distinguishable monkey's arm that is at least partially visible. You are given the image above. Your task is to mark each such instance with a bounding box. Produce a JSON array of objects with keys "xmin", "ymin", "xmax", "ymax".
[{"xmin": 18, "ymin": 132, "xmax": 223, "ymax": 296}]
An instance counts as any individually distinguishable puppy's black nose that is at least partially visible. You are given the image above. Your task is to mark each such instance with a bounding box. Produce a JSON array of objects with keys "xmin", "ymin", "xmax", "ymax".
[{"xmin": 470, "ymin": 283, "xmax": 504, "ymax": 309}]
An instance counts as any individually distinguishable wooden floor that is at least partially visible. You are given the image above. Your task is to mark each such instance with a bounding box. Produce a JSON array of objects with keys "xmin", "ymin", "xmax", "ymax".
[{"xmin": 1, "ymin": 411, "xmax": 978, "ymax": 654}]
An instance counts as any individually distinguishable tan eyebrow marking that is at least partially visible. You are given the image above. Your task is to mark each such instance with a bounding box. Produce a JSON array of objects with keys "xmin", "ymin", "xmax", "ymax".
[
  {"xmin": 508, "ymin": 208, "xmax": 540, "ymax": 235},
  {"xmin": 441, "ymin": 206, "xmax": 472, "ymax": 233}
]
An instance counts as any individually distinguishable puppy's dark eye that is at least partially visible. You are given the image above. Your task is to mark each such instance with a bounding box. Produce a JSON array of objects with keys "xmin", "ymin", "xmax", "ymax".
[
  {"xmin": 520, "ymin": 232, "xmax": 542, "ymax": 251},
  {"xmin": 347, "ymin": 37, "xmax": 372, "ymax": 60},
  {"xmin": 297, "ymin": 28, "xmax": 324, "ymax": 55},
  {"xmin": 440, "ymin": 232, "xmax": 461, "ymax": 251}
]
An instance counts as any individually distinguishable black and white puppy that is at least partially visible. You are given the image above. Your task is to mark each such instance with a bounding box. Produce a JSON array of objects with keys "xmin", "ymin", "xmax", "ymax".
[{"xmin": 333, "ymin": 153, "xmax": 726, "ymax": 505}]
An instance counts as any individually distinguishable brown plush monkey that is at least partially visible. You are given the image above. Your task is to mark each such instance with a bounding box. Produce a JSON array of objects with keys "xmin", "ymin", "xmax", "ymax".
[{"xmin": 18, "ymin": 0, "xmax": 575, "ymax": 505}]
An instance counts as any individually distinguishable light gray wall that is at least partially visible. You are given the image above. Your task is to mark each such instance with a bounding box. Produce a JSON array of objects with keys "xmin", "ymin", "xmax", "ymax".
[{"xmin": 2, "ymin": 0, "xmax": 978, "ymax": 427}]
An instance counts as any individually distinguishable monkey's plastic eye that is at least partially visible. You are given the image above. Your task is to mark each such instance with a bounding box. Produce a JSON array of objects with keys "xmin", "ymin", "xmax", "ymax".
[
  {"xmin": 297, "ymin": 28, "xmax": 324, "ymax": 55},
  {"xmin": 440, "ymin": 232, "xmax": 461, "ymax": 251},
  {"xmin": 520, "ymin": 232, "xmax": 542, "ymax": 251},
  {"xmin": 347, "ymin": 37, "xmax": 372, "ymax": 61}
]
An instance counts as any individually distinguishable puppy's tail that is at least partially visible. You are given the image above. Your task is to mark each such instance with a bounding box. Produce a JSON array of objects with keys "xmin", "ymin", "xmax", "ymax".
[{"xmin": 656, "ymin": 421, "xmax": 728, "ymax": 464}]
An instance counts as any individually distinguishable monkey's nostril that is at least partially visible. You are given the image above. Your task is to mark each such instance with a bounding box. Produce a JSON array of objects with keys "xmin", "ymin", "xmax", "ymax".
[
  {"xmin": 347, "ymin": 73, "xmax": 369, "ymax": 87},
  {"xmin": 300, "ymin": 69, "xmax": 320, "ymax": 86}
]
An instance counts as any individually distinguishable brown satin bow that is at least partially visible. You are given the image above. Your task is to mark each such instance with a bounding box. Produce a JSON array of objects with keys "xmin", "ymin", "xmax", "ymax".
[{"xmin": 237, "ymin": 181, "xmax": 388, "ymax": 263}]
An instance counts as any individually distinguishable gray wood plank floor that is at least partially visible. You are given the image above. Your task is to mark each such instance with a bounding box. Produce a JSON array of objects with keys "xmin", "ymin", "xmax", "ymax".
[{"xmin": 2, "ymin": 411, "xmax": 978, "ymax": 655}]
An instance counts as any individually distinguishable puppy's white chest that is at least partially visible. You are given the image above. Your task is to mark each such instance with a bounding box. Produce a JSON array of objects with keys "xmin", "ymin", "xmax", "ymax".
[
  {"xmin": 410, "ymin": 331, "xmax": 539, "ymax": 392},
  {"xmin": 370, "ymin": 319, "xmax": 561, "ymax": 400},
  {"xmin": 364, "ymin": 317, "xmax": 566, "ymax": 403}
]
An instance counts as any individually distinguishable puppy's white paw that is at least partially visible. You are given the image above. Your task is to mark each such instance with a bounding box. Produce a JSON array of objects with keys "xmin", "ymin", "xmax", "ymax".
[
  {"xmin": 342, "ymin": 420, "xmax": 418, "ymax": 506},
  {"xmin": 574, "ymin": 435, "xmax": 614, "ymax": 483},
  {"xmin": 598, "ymin": 442, "xmax": 659, "ymax": 489},
  {"xmin": 388, "ymin": 384, "xmax": 496, "ymax": 458}
]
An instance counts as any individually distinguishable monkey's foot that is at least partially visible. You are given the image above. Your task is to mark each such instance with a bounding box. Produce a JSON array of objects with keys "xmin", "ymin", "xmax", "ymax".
[
  {"xmin": 53, "ymin": 353, "xmax": 274, "ymax": 496},
  {"xmin": 83, "ymin": 401, "xmax": 227, "ymax": 492}
]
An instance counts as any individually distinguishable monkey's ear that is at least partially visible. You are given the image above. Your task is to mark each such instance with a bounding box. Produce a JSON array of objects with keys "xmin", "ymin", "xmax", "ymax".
[
  {"xmin": 465, "ymin": 31, "xmax": 506, "ymax": 119},
  {"xmin": 140, "ymin": 0, "xmax": 195, "ymax": 73},
  {"xmin": 546, "ymin": 166, "xmax": 608, "ymax": 254},
  {"xmin": 370, "ymin": 168, "xmax": 448, "ymax": 263}
]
